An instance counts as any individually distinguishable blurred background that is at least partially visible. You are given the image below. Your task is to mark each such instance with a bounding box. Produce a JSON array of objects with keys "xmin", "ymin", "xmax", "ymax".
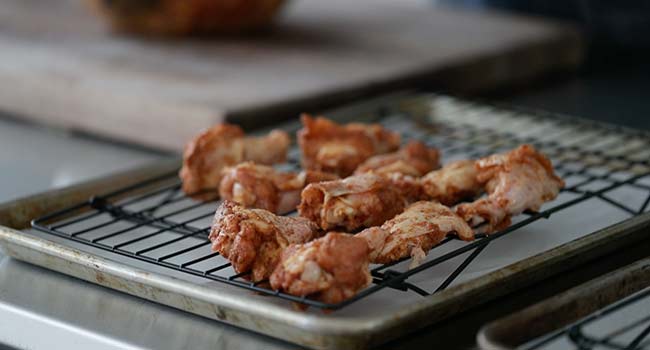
[
  {"xmin": 2, "ymin": 0, "xmax": 647, "ymax": 201},
  {"xmin": 0, "ymin": 1, "xmax": 649, "ymax": 349},
  {"xmin": 452, "ymin": 0, "xmax": 650, "ymax": 129}
]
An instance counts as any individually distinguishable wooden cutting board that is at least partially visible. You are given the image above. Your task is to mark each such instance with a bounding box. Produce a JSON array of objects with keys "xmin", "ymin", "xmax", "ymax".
[{"xmin": 0, "ymin": 0, "xmax": 582, "ymax": 151}]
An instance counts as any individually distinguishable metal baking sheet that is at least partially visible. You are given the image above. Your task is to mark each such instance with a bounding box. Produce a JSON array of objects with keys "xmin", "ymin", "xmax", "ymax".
[
  {"xmin": 477, "ymin": 256, "xmax": 650, "ymax": 350},
  {"xmin": 2, "ymin": 94, "xmax": 650, "ymax": 349}
]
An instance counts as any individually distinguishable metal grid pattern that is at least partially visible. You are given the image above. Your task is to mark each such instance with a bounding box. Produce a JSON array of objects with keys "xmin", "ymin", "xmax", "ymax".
[
  {"xmin": 30, "ymin": 95, "xmax": 650, "ymax": 310},
  {"xmin": 522, "ymin": 287, "xmax": 650, "ymax": 350}
]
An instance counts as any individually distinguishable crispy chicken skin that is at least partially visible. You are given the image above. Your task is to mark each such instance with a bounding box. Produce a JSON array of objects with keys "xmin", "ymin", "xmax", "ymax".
[
  {"xmin": 352, "ymin": 141, "xmax": 437, "ymax": 203},
  {"xmin": 455, "ymin": 145, "xmax": 565, "ymax": 234},
  {"xmin": 421, "ymin": 159, "xmax": 482, "ymax": 206},
  {"xmin": 384, "ymin": 172, "xmax": 426, "ymax": 203},
  {"xmin": 298, "ymin": 173, "xmax": 410, "ymax": 231},
  {"xmin": 354, "ymin": 141, "xmax": 440, "ymax": 177},
  {"xmin": 270, "ymin": 232, "xmax": 372, "ymax": 306},
  {"xmin": 180, "ymin": 124, "xmax": 290, "ymax": 200},
  {"xmin": 297, "ymin": 114, "xmax": 401, "ymax": 177},
  {"xmin": 209, "ymin": 201, "xmax": 320, "ymax": 282},
  {"xmin": 219, "ymin": 162, "xmax": 338, "ymax": 214},
  {"xmin": 358, "ymin": 201, "xmax": 473, "ymax": 269}
]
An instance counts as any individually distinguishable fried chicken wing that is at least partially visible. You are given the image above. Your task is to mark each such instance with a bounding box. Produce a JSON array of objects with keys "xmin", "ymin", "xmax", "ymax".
[
  {"xmin": 219, "ymin": 162, "xmax": 338, "ymax": 214},
  {"xmin": 270, "ymin": 232, "xmax": 372, "ymax": 306},
  {"xmin": 358, "ymin": 201, "xmax": 473, "ymax": 269},
  {"xmin": 298, "ymin": 173, "xmax": 411, "ymax": 231},
  {"xmin": 180, "ymin": 124, "xmax": 290, "ymax": 200},
  {"xmin": 354, "ymin": 141, "xmax": 440, "ymax": 177},
  {"xmin": 209, "ymin": 201, "xmax": 320, "ymax": 282},
  {"xmin": 298, "ymin": 114, "xmax": 400, "ymax": 177},
  {"xmin": 455, "ymin": 145, "xmax": 565, "ymax": 233},
  {"xmin": 421, "ymin": 159, "xmax": 482, "ymax": 206}
]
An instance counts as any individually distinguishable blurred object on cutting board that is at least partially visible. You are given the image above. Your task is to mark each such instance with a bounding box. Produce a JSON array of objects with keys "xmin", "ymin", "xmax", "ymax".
[
  {"xmin": 86, "ymin": 0, "xmax": 288, "ymax": 36},
  {"xmin": 0, "ymin": 0, "xmax": 582, "ymax": 151}
]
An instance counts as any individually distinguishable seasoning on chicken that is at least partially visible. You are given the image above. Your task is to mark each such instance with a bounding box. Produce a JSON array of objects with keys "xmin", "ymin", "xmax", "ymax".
[
  {"xmin": 354, "ymin": 141, "xmax": 440, "ymax": 177},
  {"xmin": 219, "ymin": 162, "xmax": 338, "ymax": 214},
  {"xmin": 383, "ymin": 172, "xmax": 426, "ymax": 203},
  {"xmin": 209, "ymin": 201, "xmax": 320, "ymax": 282},
  {"xmin": 270, "ymin": 232, "xmax": 372, "ymax": 306},
  {"xmin": 421, "ymin": 159, "xmax": 482, "ymax": 206},
  {"xmin": 297, "ymin": 114, "xmax": 400, "ymax": 177},
  {"xmin": 358, "ymin": 201, "xmax": 474, "ymax": 269},
  {"xmin": 180, "ymin": 124, "xmax": 290, "ymax": 200},
  {"xmin": 455, "ymin": 145, "xmax": 565, "ymax": 234},
  {"xmin": 298, "ymin": 173, "xmax": 412, "ymax": 231}
]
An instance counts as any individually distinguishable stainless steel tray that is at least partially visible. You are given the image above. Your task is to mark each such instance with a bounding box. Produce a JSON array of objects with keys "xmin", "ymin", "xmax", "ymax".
[
  {"xmin": 2, "ymin": 94, "xmax": 650, "ymax": 349},
  {"xmin": 478, "ymin": 256, "xmax": 650, "ymax": 350}
]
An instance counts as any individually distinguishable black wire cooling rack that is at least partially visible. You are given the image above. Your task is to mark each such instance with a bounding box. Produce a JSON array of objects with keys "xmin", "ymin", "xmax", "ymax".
[
  {"xmin": 30, "ymin": 97, "xmax": 650, "ymax": 310},
  {"xmin": 524, "ymin": 286, "xmax": 650, "ymax": 350}
]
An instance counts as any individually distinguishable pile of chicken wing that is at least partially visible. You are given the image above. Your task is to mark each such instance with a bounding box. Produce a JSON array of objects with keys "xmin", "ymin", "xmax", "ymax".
[{"xmin": 181, "ymin": 115, "xmax": 564, "ymax": 308}]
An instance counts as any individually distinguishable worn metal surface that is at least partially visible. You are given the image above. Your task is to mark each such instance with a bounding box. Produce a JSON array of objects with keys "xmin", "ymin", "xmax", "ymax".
[
  {"xmin": 0, "ymin": 256, "xmax": 302, "ymax": 350},
  {"xmin": 477, "ymin": 256, "xmax": 650, "ymax": 350},
  {"xmin": 1, "ymin": 94, "xmax": 650, "ymax": 349}
]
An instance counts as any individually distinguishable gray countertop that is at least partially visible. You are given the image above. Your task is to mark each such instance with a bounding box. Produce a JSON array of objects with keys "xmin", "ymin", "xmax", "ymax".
[{"xmin": 0, "ymin": 117, "xmax": 164, "ymax": 203}]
